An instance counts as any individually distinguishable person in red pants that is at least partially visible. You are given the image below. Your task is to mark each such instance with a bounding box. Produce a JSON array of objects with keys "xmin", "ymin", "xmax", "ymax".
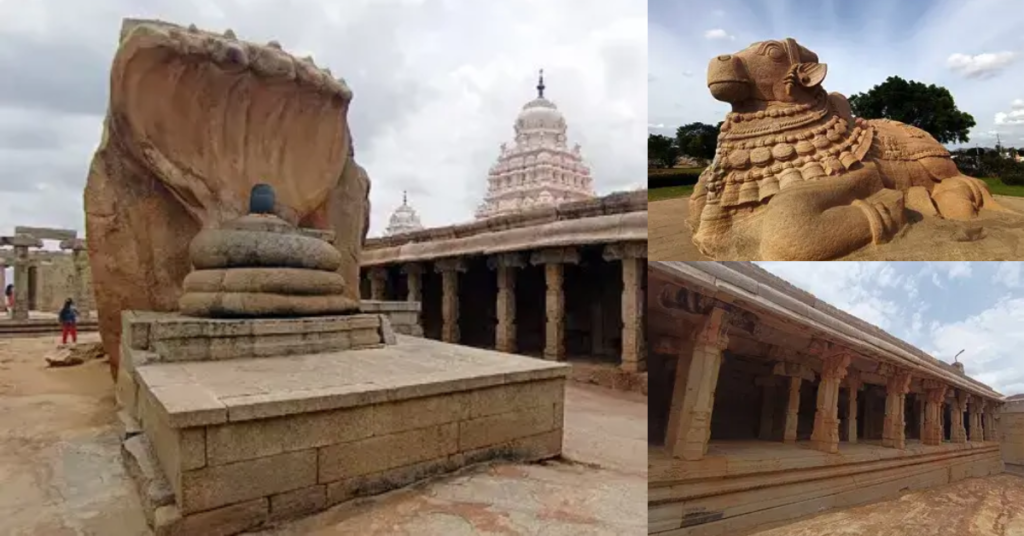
[{"xmin": 58, "ymin": 298, "xmax": 78, "ymax": 345}]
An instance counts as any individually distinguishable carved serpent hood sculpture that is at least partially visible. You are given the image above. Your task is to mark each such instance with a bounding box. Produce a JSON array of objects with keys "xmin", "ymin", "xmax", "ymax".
[
  {"xmin": 688, "ymin": 37, "xmax": 1009, "ymax": 260},
  {"xmin": 85, "ymin": 19, "xmax": 371, "ymax": 378}
]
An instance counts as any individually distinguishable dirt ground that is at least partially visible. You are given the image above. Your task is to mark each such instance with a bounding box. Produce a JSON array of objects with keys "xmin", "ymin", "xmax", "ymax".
[
  {"xmin": 0, "ymin": 334, "xmax": 646, "ymax": 535},
  {"xmin": 750, "ymin": 474, "xmax": 1024, "ymax": 536},
  {"xmin": 650, "ymin": 194, "xmax": 1024, "ymax": 260}
]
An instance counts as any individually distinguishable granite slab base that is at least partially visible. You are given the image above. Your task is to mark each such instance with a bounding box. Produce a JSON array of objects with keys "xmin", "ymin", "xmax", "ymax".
[{"xmin": 116, "ymin": 312, "xmax": 568, "ymax": 536}]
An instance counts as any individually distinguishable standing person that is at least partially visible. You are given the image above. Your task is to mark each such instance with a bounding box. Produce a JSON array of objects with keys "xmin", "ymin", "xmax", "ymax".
[
  {"xmin": 59, "ymin": 298, "xmax": 78, "ymax": 345},
  {"xmin": 4, "ymin": 284, "xmax": 12, "ymax": 313}
]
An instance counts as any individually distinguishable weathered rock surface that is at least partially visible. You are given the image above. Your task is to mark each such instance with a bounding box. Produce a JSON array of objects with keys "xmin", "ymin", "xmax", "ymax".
[{"xmin": 84, "ymin": 19, "xmax": 370, "ymax": 378}]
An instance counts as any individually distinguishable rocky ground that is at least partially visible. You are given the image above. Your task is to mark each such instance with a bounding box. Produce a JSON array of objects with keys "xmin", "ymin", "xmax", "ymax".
[
  {"xmin": 0, "ymin": 333, "xmax": 646, "ymax": 535},
  {"xmin": 651, "ymin": 194, "xmax": 1024, "ymax": 261},
  {"xmin": 750, "ymin": 474, "xmax": 1024, "ymax": 536}
]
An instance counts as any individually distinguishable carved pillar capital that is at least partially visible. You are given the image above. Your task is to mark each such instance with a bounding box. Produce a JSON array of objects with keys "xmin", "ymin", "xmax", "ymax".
[
  {"xmin": 368, "ymin": 266, "xmax": 389, "ymax": 280},
  {"xmin": 487, "ymin": 252, "xmax": 526, "ymax": 270},
  {"xmin": 434, "ymin": 257, "xmax": 468, "ymax": 273},
  {"xmin": 885, "ymin": 368, "xmax": 913, "ymax": 395},
  {"xmin": 601, "ymin": 241, "xmax": 647, "ymax": 261},
  {"xmin": 530, "ymin": 247, "xmax": 580, "ymax": 266},
  {"xmin": 772, "ymin": 361, "xmax": 815, "ymax": 382},
  {"xmin": 400, "ymin": 263, "xmax": 424, "ymax": 276},
  {"xmin": 694, "ymin": 307, "xmax": 730, "ymax": 350}
]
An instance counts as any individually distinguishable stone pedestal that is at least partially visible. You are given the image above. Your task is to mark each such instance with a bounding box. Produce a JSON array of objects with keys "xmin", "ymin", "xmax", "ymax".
[
  {"xmin": 401, "ymin": 264, "xmax": 422, "ymax": 304},
  {"xmin": 434, "ymin": 258, "xmax": 466, "ymax": 344},
  {"xmin": 531, "ymin": 248, "xmax": 578, "ymax": 362},
  {"xmin": 809, "ymin": 350, "xmax": 851, "ymax": 454},
  {"xmin": 881, "ymin": 369, "xmax": 912, "ymax": 449},
  {"xmin": 666, "ymin": 307, "xmax": 730, "ymax": 461},
  {"xmin": 951, "ymin": 391, "xmax": 968, "ymax": 444},
  {"xmin": 368, "ymin": 267, "xmax": 388, "ymax": 301},
  {"xmin": 922, "ymin": 382, "xmax": 948, "ymax": 446},
  {"xmin": 488, "ymin": 253, "xmax": 524, "ymax": 354}
]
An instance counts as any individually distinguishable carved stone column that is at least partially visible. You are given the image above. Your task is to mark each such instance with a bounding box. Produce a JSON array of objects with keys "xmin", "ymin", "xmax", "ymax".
[
  {"xmin": 604, "ymin": 242, "xmax": 647, "ymax": 373},
  {"xmin": 922, "ymin": 381, "xmax": 949, "ymax": 446},
  {"xmin": 808, "ymin": 342, "xmax": 852, "ymax": 454},
  {"xmin": 368, "ymin": 266, "xmax": 388, "ymax": 301},
  {"xmin": 918, "ymin": 394, "xmax": 926, "ymax": 442},
  {"xmin": 970, "ymin": 398, "xmax": 986, "ymax": 441},
  {"xmin": 434, "ymin": 258, "xmax": 466, "ymax": 343},
  {"xmin": 531, "ymin": 248, "xmax": 579, "ymax": 362},
  {"xmin": 488, "ymin": 253, "xmax": 524, "ymax": 353},
  {"xmin": 0, "ymin": 261, "xmax": 6, "ymax": 301},
  {"xmin": 401, "ymin": 263, "xmax": 423, "ymax": 303},
  {"xmin": 3, "ymin": 234, "xmax": 42, "ymax": 320},
  {"xmin": 881, "ymin": 367, "xmax": 912, "ymax": 449},
  {"xmin": 950, "ymin": 391, "xmax": 968, "ymax": 443},
  {"xmin": 755, "ymin": 377, "xmax": 777, "ymax": 441},
  {"xmin": 772, "ymin": 361, "xmax": 813, "ymax": 444},
  {"xmin": 59, "ymin": 238, "xmax": 90, "ymax": 318},
  {"xmin": 846, "ymin": 371, "xmax": 862, "ymax": 444},
  {"xmin": 986, "ymin": 404, "xmax": 1000, "ymax": 441},
  {"xmin": 665, "ymin": 307, "xmax": 730, "ymax": 461}
]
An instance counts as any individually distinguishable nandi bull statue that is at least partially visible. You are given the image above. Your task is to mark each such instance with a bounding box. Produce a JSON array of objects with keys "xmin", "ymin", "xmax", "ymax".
[{"xmin": 688, "ymin": 38, "xmax": 1009, "ymax": 260}]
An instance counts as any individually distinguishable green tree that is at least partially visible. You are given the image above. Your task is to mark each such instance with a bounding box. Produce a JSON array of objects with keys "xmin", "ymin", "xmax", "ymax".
[
  {"xmin": 647, "ymin": 134, "xmax": 679, "ymax": 169},
  {"xmin": 675, "ymin": 122, "xmax": 722, "ymax": 161},
  {"xmin": 848, "ymin": 76, "xmax": 976, "ymax": 144}
]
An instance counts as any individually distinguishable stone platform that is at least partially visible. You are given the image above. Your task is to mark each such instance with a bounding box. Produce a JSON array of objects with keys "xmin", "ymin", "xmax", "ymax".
[
  {"xmin": 116, "ymin": 312, "xmax": 567, "ymax": 535},
  {"xmin": 649, "ymin": 439, "xmax": 1004, "ymax": 536}
]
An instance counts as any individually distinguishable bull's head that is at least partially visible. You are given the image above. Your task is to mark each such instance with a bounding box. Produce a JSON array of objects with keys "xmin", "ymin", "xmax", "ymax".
[{"xmin": 707, "ymin": 38, "xmax": 827, "ymax": 108}]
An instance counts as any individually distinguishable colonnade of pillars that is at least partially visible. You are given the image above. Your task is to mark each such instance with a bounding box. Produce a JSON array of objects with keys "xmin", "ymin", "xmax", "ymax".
[
  {"xmin": 364, "ymin": 242, "xmax": 647, "ymax": 372},
  {"xmin": 665, "ymin": 306, "xmax": 1002, "ymax": 461}
]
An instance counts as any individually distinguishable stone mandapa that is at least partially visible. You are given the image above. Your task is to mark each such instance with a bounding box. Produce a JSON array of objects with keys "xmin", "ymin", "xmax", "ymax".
[
  {"xmin": 688, "ymin": 37, "xmax": 1016, "ymax": 260},
  {"xmin": 84, "ymin": 18, "xmax": 371, "ymax": 379}
]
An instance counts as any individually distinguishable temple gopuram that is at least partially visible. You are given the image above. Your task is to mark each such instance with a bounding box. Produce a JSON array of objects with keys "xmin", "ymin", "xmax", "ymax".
[{"xmin": 648, "ymin": 261, "xmax": 1006, "ymax": 535}]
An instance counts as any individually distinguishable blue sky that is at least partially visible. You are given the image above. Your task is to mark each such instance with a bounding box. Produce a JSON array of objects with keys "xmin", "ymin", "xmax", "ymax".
[
  {"xmin": 649, "ymin": 0, "xmax": 1024, "ymax": 149},
  {"xmin": 756, "ymin": 262, "xmax": 1024, "ymax": 396}
]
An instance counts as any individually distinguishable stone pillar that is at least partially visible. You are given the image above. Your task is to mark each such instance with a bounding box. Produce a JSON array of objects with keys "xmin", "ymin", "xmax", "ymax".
[
  {"xmin": 434, "ymin": 258, "xmax": 466, "ymax": 344},
  {"xmin": 846, "ymin": 371, "xmax": 862, "ymax": 444},
  {"xmin": 922, "ymin": 381, "xmax": 949, "ymax": 446},
  {"xmin": 771, "ymin": 361, "xmax": 813, "ymax": 444},
  {"xmin": 951, "ymin": 391, "xmax": 968, "ymax": 443},
  {"xmin": 970, "ymin": 398, "xmax": 985, "ymax": 441},
  {"xmin": 755, "ymin": 377, "xmax": 777, "ymax": 441},
  {"xmin": 986, "ymin": 404, "xmax": 999, "ymax": 441},
  {"xmin": 809, "ymin": 345, "xmax": 852, "ymax": 454},
  {"xmin": 531, "ymin": 248, "xmax": 579, "ymax": 362},
  {"xmin": 2, "ymin": 234, "xmax": 42, "ymax": 321},
  {"xmin": 604, "ymin": 243, "xmax": 647, "ymax": 373},
  {"xmin": 368, "ymin": 266, "xmax": 388, "ymax": 301},
  {"xmin": 0, "ymin": 261, "xmax": 6, "ymax": 304},
  {"xmin": 881, "ymin": 368, "xmax": 912, "ymax": 449},
  {"xmin": 665, "ymin": 307, "xmax": 731, "ymax": 461},
  {"xmin": 59, "ymin": 238, "xmax": 89, "ymax": 318},
  {"xmin": 488, "ymin": 253, "xmax": 524, "ymax": 354},
  {"xmin": 401, "ymin": 263, "xmax": 423, "ymax": 304},
  {"xmin": 918, "ymin": 394, "xmax": 926, "ymax": 442}
]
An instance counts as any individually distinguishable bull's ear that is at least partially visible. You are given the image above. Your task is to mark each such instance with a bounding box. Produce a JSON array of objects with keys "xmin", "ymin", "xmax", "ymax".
[{"xmin": 794, "ymin": 62, "xmax": 827, "ymax": 87}]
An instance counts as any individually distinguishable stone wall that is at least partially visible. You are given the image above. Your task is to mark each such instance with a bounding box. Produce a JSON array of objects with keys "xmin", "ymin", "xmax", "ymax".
[
  {"xmin": 1002, "ymin": 399, "xmax": 1024, "ymax": 473},
  {"xmin": 36, "ymin": 255, "xmax": 94, "ymax": 313}
]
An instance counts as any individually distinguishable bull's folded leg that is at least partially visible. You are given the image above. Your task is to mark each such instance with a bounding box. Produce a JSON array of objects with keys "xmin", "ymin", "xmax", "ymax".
[
  {"xmin": 757, "ymin": 172, "xmax": 905, "ymax": 260},
  {"xmin": 933, "ymin": 176, "xmax": 1010, "ymax": 219}
]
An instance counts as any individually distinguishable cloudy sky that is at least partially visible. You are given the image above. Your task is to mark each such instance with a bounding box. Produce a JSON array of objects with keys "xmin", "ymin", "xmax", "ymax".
[
  {"xmin": 757, "ymin": 262, "xmax": 1024, "ymax": 397},
  {"xmin": 0, "ymin": 0, "xmax": 646, "ymax": 240},
  {"xmin": 649, "ymin": 0, "xmax": 1024, "ymax": 149}
]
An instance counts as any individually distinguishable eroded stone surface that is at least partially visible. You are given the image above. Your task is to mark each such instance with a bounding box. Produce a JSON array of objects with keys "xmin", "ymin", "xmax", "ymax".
[
  {"xmin": 687, "ymin": 37, "xmax": 1017, "ymax": 261},
  {"xmin": 85, "ymin": 19, "xmax": 370, "ymax": 378}
]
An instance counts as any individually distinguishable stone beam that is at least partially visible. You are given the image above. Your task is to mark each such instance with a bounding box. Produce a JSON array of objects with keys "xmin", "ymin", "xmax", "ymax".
[
  {"xmin": 59, "ymin": 238, "xmax": 87, "ymax": 251},
  {"xmin": 14, "ymin": 226, "xmax": 76, "ymax": 242},
  {"xmin": 529, "ymin": 247, "xmax": 580, "ymax": 266},
  {"xmin": 601, "ymin": 241, "xmax": 647, "ymax": 261}
]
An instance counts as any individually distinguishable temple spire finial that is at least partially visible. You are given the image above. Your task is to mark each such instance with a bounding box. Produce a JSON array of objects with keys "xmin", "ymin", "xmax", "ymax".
[
  {"xmin": 402, "ymin": 190, "xmax": 408, "ymax": 206},
  {"xmin": 537, "ymin": 68, "xmax": 545, "ymax": 99}
]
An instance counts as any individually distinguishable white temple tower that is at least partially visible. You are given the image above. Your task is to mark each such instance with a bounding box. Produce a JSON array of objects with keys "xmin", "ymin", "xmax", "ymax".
[
  {"xmin": 384, "ymin": 191, "xmax": 425, "ymax": 236},
  {"xmin": 475, "ymin": 70, "xmax": 595, "ymax": 220}
]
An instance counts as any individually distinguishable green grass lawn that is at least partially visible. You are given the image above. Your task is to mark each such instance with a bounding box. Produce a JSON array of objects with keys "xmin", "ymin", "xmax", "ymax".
[{"xmin": 647, "ymin": 177, "xmax": 1024, "ymax": 203}]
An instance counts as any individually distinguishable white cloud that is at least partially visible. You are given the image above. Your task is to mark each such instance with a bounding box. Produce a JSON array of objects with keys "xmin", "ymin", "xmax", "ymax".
[
  {"xmin": 648, "ymin": 123, "xmax": 666, "ymax": 129},
  {"xmin": 947, "ymin": 51, "xmax": 1018, "ymax": 79},
  {"xmin": 703, "ymin": 28, "xmax": 734, "ymax": 41},
  {"xmin": 0, "ymin": 0, "xmax": 646, "ymax": 238},
  {"xmin": 1013, "ymin": 99, "xmax": 1024, "ymax": 109},
  {"xmin": 682, "ymin": 70, "xmax": 695, "ymax": 77},
  {"xmin": 995, "ymin": 109, "xmax": 1024, "ymax": 126},
  {"xmin": 993, "ymin": 263, "xmax": 1024, "ymax": 288}
]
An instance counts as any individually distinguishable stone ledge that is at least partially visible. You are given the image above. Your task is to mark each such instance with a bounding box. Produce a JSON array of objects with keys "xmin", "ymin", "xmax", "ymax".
[{"xmin": 359, "ymin": 300, "xmax": 421, "ymax": 313}]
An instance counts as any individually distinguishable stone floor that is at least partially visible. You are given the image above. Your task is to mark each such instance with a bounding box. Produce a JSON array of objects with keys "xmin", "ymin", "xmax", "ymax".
[
  {"xmin": 650, "ymin": 194, "xmax": 1024, "ymax": 261},
  {"xmin": 0, "ymin": 333, "xmax": 646, "ymax": 535},
  {"xmin": 748, "ymin": 473, "xmax": 1024, "ymax": 536}
]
